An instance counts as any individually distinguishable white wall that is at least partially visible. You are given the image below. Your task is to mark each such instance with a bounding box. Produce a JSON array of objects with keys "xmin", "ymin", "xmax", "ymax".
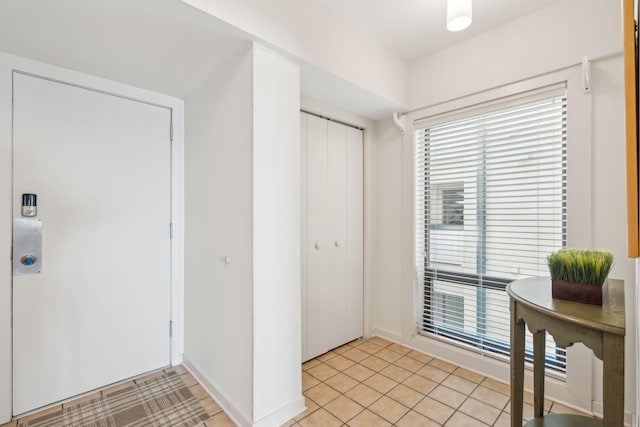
[
  {"xmin": 409, "ymin": 0, "xmax": 622, "ymax": 109},
  {"xmin": 251, "ymin": 44, "xmax": 305, "ymax": 426},
  {"xmin": 589, "ymin": 54, "xmax": 636, "ymax": 414},
  {"xmin": 183, "ymin": 46, "xmax": 255, "ymax": 423},
  {"xmin": 371, "ymin": 119, "xmax": 404, "ymax": 338},
  {"xmin": 180, "ymin": 0, "xmax": 409, "ymax": 109},
  {"xmin": 371, "ymin": 0, "xmax": 636, "ymax": 419},
  {"xmin": 409, "ymin": 0, "xmax": 622, "ymax": 110},
  {"xmin": 184, "ymin": 43, "xmax": 304, "ymax": 427}
]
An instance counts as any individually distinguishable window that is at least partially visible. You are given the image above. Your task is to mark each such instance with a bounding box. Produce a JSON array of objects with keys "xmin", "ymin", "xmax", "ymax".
[
  {"xmin": 415, "ymin": 85, "xmax": 567, "ymax": 373},
  {"xmin": 430, "ymin": 183, "xmax": 464, "ymax": 228},
  {"xmin": 433, "ymin": 292, "xmax": 464, "ymax": 329}
]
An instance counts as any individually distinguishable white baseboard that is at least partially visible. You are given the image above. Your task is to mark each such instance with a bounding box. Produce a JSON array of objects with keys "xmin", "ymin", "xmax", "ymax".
[
  {"xmin": 369, "ymin": 327, "xmax": 402, "ymax": 343},
  {"xmin": 172, "ymin": 352, "xmax": 184, "ymax": 366},
  {"xmin": 253, "ymin": 396, "xmax": 306, "ymax": 427},
  {"xmin": 182, "ymin": 356, "xmax": 252, "ymax": 427},
  {"xmin": 182, "ymin": 356, "xmax": 305, "ymax": 427}
]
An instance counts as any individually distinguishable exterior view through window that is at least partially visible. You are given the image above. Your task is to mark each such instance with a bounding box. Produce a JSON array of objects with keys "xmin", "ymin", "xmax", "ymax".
[{"xmin": 415, "ymin": 86, "xmax": 568, "ymax": 373}]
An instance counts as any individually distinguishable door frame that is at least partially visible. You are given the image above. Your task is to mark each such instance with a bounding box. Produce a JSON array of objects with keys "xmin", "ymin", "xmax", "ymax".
[{"xmin": 0, "ymin": 52, "xmax": 185, "ymax": 423}]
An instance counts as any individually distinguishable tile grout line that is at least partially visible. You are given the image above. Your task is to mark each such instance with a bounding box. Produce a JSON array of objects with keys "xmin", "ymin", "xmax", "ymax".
[
  {"xmin": 300, "ymin": 338, "xmax": 534, "ymax": 427},
  {"xmin": 304, "ymin": 341, "xmax": 478, "ymax": 426},
  {"xmin": 301, "ymin": 337, "xmax": 586, "ymax": 427}
]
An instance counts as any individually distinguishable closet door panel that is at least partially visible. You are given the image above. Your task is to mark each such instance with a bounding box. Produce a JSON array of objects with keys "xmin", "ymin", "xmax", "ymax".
[
  {"xmin": 305, "ymin": 114, "xmax": 329, "ymax": 359},
  {"xmin": 326, "ymin": 121, "xmax": 348, "ymax": 349},
  {"xmin": 346, "ymin": 127, "xmax": 364, "ymax": 341},
  {"xmin": 300, "ymin": 114, "xmax": 309, "ymax": 361}
]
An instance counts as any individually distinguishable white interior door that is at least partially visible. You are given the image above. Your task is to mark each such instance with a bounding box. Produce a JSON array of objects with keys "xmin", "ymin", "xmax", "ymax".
[{"xmin": 12, "ymin": 73, "xmax": 172, "ymax": 415}]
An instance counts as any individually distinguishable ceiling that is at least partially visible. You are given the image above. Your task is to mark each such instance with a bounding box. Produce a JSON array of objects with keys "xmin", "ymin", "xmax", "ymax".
[
  {"xmin": 316, "ymin": 0, "xmax": 564, "ymax": 61},
  {"xmin": 0, "ymin": 0, "xmax": 568, "ymax": 120},
  {"xmin": 0, "ymin": 0, "xmax": 252, "ymax": 98}
]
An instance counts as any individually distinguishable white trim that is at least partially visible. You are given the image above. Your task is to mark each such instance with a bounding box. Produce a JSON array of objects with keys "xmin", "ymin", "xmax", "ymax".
[
  {"xmin": 183, "ymin": 356, "xmax": 252, "ymax": 427},
  {"xmin": 0, "ymin": 52, "xmax": 185, "ymax": 422},
  {"xmin": 413, "ymin": 82, "xmax": 568, "ymax": 129},
  {"xmin": 400, "ymin": 64, "xmax": 594, "ymax": 413},
  {"xmin": 0, "ymin": 52, "xmax": 13, "ymax": 426},
  {"xmin": 252, "ymin": 397, "xmax": 306, "ymax": 427},
  {"xmin": 170, "ymin": 101, "xmax": 185, "ymax": 366},
  {"xmin": 370, "ymin": 327, "xmax": 402, "ymax": 344},
  {"xmin": 4, "ymin": 55, "xmax": 181, "ymax": 108},
  {"xmin": 185, "ymin": 355, "xmax": 306, "ymax": 427}
]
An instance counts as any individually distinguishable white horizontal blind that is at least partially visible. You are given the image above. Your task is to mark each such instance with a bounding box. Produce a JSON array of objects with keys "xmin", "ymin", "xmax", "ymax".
[{"xmin": 415, "ymin": 85, "xmax": 567, "ymax": 374}]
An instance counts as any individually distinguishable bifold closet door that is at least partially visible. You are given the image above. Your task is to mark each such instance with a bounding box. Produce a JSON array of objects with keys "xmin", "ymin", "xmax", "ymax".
[
  {"xmin": 305, "ymin": 114, "xmax": 329, "ymax": 359},
  {"xmin": 345, "ymin": 126, "xmax": 363, "ymax": 343},
  {"xmin": 326, "ymin": 122, "xmax": 348, "ymax": 350},
  {"xmin": 301, "ymin": 112, "xmax": 363, "ymax": 361}
]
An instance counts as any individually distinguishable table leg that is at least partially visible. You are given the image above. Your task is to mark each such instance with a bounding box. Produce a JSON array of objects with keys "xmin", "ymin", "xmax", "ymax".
[
  {"xmin": 603, "ymin": 333, "xmax": 624, "ymax": 426},
  {"xmin": 511, "ymin": 299, "xmax": 525, "ymax": 427},
  {"xmin": 533, "ymin": 330, "xmax": 545, "ymax": 417}
]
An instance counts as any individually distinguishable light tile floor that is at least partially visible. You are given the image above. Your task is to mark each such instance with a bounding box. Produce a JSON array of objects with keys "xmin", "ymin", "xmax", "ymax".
[
  {"xmin": 286, "ymin": 336, "xmax": 590, "ymax": 427},
  {"xmin": 1, "ymin": 337, "xmax": 592, "ymax": 427}
]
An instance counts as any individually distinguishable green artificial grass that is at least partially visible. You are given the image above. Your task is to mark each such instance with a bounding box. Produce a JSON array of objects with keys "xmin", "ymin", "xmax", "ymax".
[{"xmin": 547, "ymin": 249, "xmax": 613, "ymax": 287}]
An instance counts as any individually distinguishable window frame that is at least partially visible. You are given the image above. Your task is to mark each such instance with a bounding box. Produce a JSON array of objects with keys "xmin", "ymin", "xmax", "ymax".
[
  {"xmin": 398, "ymin": 66, "xmax": 594, "ymax": 412},
  {"xmin": 417, "ymin": 89, "xmax": 568, "ymax": 374}
]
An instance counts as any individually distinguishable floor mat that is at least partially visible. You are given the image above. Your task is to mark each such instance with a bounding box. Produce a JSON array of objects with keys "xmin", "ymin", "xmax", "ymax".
[{"xmin": 18, "ymin": 371, "xmax": 209, "ymax": 427}]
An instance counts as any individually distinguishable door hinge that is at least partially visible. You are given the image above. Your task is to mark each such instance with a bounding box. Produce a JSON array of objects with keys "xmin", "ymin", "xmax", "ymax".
[
  {"xmin": 170, "ymin": 222, "xmax": 173, "ymax": 239},
  {"xmin": 169, "ymin": 320, "xmax": 173, "ymax": 337},
  {"xmin": 170, "ymin": 114, "xmax": 174, "ymax": 142}
]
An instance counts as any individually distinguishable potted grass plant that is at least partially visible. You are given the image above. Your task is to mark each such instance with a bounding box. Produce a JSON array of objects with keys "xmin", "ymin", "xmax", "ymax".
[{"xmin": 546, "ymin": 248, "xmax": 614, "ymax": 305}]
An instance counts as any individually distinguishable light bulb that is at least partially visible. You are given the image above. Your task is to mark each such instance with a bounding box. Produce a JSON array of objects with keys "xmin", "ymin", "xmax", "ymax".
[{"xmin": 447, "ymin": 0, "xmax": 472, "ymax": 32}]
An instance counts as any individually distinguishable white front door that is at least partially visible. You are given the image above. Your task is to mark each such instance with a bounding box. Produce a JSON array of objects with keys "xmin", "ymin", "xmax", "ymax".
[{"xmin": 12, "ymin": 72, "xmax": 172, "ymax": 415}]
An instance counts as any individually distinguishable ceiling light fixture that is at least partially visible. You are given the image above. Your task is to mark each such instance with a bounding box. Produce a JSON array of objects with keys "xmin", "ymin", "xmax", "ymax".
[{"xmin": 447, "ymin": 0, "xmax": 472, "ymax": 32}]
